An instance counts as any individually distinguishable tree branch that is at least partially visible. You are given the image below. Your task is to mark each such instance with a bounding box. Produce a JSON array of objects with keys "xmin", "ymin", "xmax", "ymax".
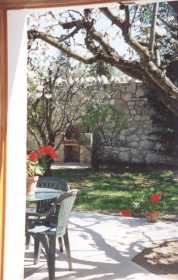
[
  {"xmin": 28, "ymin": 29, "xmax": 98, "ymax": 64},
  {"xmin": 100, "ymin": 7, "xmax": 150, "ymax": 60},
  {"xmin": 149, "ymin": 3, "xmax": 159, "ymax": 56},
  {"xmin": 58, "ymin": 19, "xmax": 84, "ymax": 29},
  {"xmin": 159, "ymin": 17, "xmax": 178, "ymax": 32},
  {"xmin": 28, "ymin": 7, "xmax": 178, "ymax": 116},
  {"xmin": 28, "ymin": 127, "xmax": 41, "ymax": 146},
  {"xmin": 100, "ymin": 6, "xmax": 178, "ymax": 116}
]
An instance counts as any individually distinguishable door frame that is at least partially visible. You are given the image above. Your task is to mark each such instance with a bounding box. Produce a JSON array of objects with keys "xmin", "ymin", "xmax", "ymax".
[
  {"xmin": 0, "ymin": 0, "xmax": 164, "ymax": 279},
  {"xmin": 0, "ymin": 8, "xmax": 7, "ymax": 280}
]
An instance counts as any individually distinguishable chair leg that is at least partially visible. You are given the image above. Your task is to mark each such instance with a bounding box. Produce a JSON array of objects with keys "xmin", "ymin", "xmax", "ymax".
[
  {"xmin": 34, "ymin": 237, "xmax": 42, "ymax": 265},
  {"xmin": 25, "ymin": 216, "xmax": 31, "ymax": 249},
  {"xmin": 26, "ymin": 233, "xmax": 31, "ymax": 250},
  {"xmin": 33, "ymin": 233, "xmax": 56, "ymax": 280},
  {"xmin": 48, "ymin": 235, "xmax": 56, "ymax": 280},
  {"xmin": 63, "ymin": 228, "xmax": 72, "ymax": 271},
  {"xmin": 58, "ymin": 237, "xmax": 63, "ymax": 253}
]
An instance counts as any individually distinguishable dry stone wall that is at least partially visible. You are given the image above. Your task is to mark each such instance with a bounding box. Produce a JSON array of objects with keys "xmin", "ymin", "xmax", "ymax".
[
  {"xmin": 27, "ymin": 77, "xmax": 178, "ymax": 166},
  {"xmin": 98, "ymin": 80, "xmax": 177, "ymax": 166}
]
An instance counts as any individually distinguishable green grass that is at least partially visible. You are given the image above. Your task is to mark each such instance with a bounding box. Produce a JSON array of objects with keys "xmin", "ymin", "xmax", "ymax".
[{"xmin": 52, "ymin": 168, "xmax": 178, "ymax": 215}]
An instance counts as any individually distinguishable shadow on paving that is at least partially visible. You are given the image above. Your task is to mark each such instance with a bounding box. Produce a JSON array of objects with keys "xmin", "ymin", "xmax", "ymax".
[
  {"xmin": 133, "ymin": 240, "xmax": 178, "ymax": 279},
  {"xmin": 24, "ymin": 212, "xmax": 178, "ymax": 280}
]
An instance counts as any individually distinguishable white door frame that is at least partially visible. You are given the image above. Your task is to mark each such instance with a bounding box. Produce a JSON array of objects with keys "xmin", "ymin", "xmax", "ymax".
[{"xmin": 3, "ymin": 1, "xmax": 166, "ymax": 279}]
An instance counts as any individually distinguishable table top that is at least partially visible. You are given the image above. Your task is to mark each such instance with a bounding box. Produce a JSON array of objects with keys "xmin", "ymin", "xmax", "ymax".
[{"xmin": 26, "ymin": 187, "xmax": 60, "ymax": 202}]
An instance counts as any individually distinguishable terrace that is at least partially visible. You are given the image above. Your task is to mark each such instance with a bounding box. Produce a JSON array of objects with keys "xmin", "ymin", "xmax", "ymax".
[{"xmin": 24, "ymin": 211, "xmax": 178, "ymax": 280}]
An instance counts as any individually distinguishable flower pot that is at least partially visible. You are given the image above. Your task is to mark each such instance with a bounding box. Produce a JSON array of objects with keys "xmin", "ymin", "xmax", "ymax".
[
  {"xmin": 145, "ymin": 211, "xmax": 160, "ymax": 223},
  {"xmin": 26, "ymin": 176, "xmax": 39, "ymax": 194}
]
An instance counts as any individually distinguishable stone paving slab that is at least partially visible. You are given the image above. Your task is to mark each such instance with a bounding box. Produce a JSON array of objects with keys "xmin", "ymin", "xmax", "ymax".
[{"xmin": 24, "ymin": 212, "xmax": 178, "ymax": 280}]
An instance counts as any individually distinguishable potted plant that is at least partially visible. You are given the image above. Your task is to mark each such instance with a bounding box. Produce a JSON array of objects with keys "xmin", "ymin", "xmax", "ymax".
[
  {"xmin": 27, "ymin": 145, "xmax": 58, "ymax": 194},
  {"xmin": 120, "ymin": 209, "xmax": 132, "ymax": 217},
  {"xmin": 144, "ymin": 193, "xmax": 162, "ymax": 223}
]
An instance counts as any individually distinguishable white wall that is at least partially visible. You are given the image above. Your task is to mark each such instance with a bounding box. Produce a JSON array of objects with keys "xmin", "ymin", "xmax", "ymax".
[
  {"xmin": 3, "ymin": 2, "xmax": 159, "ymax": 280},
  {"xmin": 4, "ymin": 5, "xmax": 112, "ymax": 280},
  {"xmin": 4, "ymin": 10, "xmax": 28, "ymax": 280}
]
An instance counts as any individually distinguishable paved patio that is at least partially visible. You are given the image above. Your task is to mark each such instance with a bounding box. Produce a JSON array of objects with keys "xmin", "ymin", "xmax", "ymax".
[{"xmin": 24, "ymin": 212, "xmax": 178, "ymax": 280}]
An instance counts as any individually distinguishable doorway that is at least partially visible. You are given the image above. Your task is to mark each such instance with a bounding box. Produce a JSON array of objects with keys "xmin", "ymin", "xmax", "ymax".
[
  {"xmin": 2, "ymin": 1, "xmax": 166, "ymax": 279},
  {"xmin": 64, "ymin": 145, "xmax": 80, "ymax": 163}
]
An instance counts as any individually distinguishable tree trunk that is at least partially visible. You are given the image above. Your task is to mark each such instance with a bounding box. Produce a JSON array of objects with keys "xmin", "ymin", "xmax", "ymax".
[{"xmin": 91, "ymin": 131, "xmax": 101, "ymax": 171}]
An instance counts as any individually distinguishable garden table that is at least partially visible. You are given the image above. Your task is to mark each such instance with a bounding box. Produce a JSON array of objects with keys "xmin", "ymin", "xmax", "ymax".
[
  {"xmin": 26, "ymin": 187, "xmax": 61, "ymax": 215},
  {"xmin": 26, "ymin": 187, "xmax": 60, "ymax": 203}
]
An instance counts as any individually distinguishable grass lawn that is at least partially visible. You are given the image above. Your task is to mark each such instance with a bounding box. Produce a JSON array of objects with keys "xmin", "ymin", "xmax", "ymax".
[{"xmin": 52, "ymin": 168, "xmax": 178, "ymax": 216}]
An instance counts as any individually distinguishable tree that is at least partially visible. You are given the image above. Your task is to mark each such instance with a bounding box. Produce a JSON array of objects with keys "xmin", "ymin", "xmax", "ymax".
[
  {"xmin": 79, "ymin": 102, "xmax": 127, "ymax": 170},
  {"xmin": 28, "ymin": 49, "xmax": 128, "ymax": 169},
  {"xmin": 27, "ymin": 2, "xmax": 178, "ymax": 117},
  {"xmin": 28, "ymin": 54, "xmax": 98, "ymax": 149},
  {"xmin": 28, "ymin": 51, "xmax": 126, "ymax": 168}
]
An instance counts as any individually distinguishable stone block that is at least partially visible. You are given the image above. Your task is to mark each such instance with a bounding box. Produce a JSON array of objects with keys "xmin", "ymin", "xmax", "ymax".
[
  {"xmin": 139, "ymin": 140, "xmax": 151, "ymax": 149},
  {"xmin": 129, "ymin": 141, "xmax": 139, "ymax": 148},
  {"xmin": 145, "ymin": 153, "xmax": 161, "ymax": 164},
  {"xmin": 128, "ymin": 135, "xmax": 140, "ymax": 142},
  {"xmin": 136, "ymin": 86, "xmax": 145, "ymax": 97},
  {"xmin": 121, "ymin": 93, "xmax": 132, "ymax": 101},
  {"xmin": 119, "ymin": 151, "xmax": 130, "ymax": 162},
  {"xmin": 130, "ymin": 151, "xmax": 145, "ymax": 163}
]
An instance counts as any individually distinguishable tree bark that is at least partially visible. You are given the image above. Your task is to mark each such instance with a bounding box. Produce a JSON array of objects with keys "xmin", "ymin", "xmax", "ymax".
[{"xmin": 91, "ymin": 130, "xmax": 101, "ymax": 171}]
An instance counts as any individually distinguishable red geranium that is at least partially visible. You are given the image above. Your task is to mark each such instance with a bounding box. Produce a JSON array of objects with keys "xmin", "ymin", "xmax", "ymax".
[
  {"xmin": 150, "ymin": 193, "xmax": 161, "ymax": 203},
  {"xmin": 121, "ymin": 209, "xmax": 132, "ymax": 217},
  {"xmin": 38, "ymin": 145, "xmax": 58, "ymax": 160},
  {"xmin": 28, "ymin": 151, "xmax": 39, "ymax": 162},
  {"xmin": 50, "ymin": 151, "xmax": 58, "ymax": 160},
  {"xmin": 38, "ymin": 145, "xmax": 52, "ymax": 156},
  {"xmin": 27, "ymin": 145, "xmax": 58, "ymax": 176}
]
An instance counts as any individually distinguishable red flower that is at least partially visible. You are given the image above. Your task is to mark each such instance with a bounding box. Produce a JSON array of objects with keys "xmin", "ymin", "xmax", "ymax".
[
  {"xmin": 150, "ymin": 193, "xmax": 161, "ymax": 203},
  {"xmin": 38, "ymin": 145, "xmax": 58, "ymax": 160},
  {"xmin": 50, "ymin": 150, "xmax": 58, "ymax": 160},
  {"xmin": 121, "ymin": 209, "xmax": 132, "ymax": 217},
  {"xmin": 38, "ymin": 145, "xmax": 51, "ymax": 155},
  {"xmin": 28, "ymin": 151, "xmax": 39, "ymax": 162}
]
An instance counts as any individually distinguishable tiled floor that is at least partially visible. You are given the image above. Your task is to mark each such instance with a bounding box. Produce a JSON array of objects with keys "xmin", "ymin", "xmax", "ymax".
[{"xmin": 24, "ymin": 211, "xmax": 178, "ymax": 280}]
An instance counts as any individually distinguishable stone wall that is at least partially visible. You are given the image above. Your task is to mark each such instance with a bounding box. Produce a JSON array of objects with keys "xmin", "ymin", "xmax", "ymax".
[
  {"xmin": 27, "ymin": 78, "xmax": 178, "ymax": 166},
  {"xmin": 98, "ymin": 80, "xmax": 178, "ymax": 166}
]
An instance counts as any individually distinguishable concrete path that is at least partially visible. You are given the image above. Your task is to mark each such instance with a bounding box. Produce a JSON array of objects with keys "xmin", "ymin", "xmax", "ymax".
[
  {"xmin": 24, "ymin": 212, "xmax": 178, "ymax": 280},
  {"xmin": 51, "ymin": 162, "xmax": 90, "ymax": 170}
]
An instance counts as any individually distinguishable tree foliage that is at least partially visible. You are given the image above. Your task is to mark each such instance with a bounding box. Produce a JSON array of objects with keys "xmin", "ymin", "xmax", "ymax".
[
  {"xmin": 28, "ymin": 2, "xmax": 178, "ymax": 116},
  {"xmin": 80, "ymin": 102, "xmax": 127, "ymax": 146},
  {"xmin": 28, "ymin": 54, "xmax": 96, "ymax": 148},
  {"xmin": 27, "ymin": 51, "xmax": 127, "ymax": 158}
]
